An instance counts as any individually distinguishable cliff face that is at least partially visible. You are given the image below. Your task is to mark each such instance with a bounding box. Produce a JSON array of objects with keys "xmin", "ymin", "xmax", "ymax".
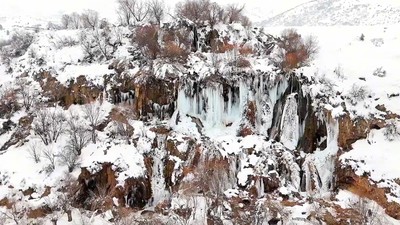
[{"xmin": 1, "ymin": 20, "xmax": 400, "ymax": 224}]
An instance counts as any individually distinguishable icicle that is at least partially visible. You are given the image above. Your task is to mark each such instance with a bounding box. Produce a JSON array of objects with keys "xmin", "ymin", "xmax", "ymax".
[{"xmin": 280, "ymin": 93, "xmax": 299, "ymax": 150}]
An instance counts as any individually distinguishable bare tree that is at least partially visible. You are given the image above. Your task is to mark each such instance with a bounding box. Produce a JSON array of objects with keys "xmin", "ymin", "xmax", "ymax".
[
  {"xmin": 117, "ymin": 0, "xmax": 149, "ymax": 25},
  {"xmin": 65, "ymin": 113, "xmax": 91, "ymax": 155},
  {"xmin": 176, "ymin": 0, "xmax": 211, "ymax": 25},
  {"xmin": 224, "ymin": 4, "xmax": 245, "ymax": 24},
  {"xmin": 28, "ymin": 141, "xmax": 41, "ymax": 163},
  {"xmin": 33, "ymin": 107, "xmax": 65, "ymax": 145},
  {"xmin": 83, "ymin": 101, "xmax": 105, "ymax": 144},
  {"xmin": 132, "ymin": 0, "xmax": 149, "ymax": 23},
  {"xmin": 208, "ymin": 2, "xmax": 224, "ymax": 27},
  {"xmin": 117, "ymin": 0, "xmax": 134, "ymax": 26},
  {"xmin": 148, "ymin": 0, "xmax": 165, "ymax": 25},
  {"xmin": 92, "ymin": 29, "xmax": 114, "ymax": 60},
  {"xmin": 61, "ymin": 14, "xmax": 72, "ymax": 29},
  {"xmin": 79, "ymin": 31, "xmax": 95, "ymax": 60},
  {"xmin": 81, "ymin": 9, "xmax": 99, "ymax": 30},
  {"xmin": 15, "ymin": 78, "xmax": 37, "ymax": 111},
  {"xmin": 70, "ymin": 12, "xmax": 81, "ymax": 29}
]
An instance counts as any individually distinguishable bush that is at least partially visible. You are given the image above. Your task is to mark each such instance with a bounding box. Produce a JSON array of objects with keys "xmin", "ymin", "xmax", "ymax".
[
  {"xmin": 348, "ymin": 84, "xmax": 369, "ymax": 105},
  {"xmin": 0, "ymin": 31, "xmax": 34, "ymax": 65},
  {"xmin": 134, "ymin": 25, "xmax": 160, "ymax": 59},
  {"xmin": 33, "ymin": 107, "xmax": 66, "ymax": 145},
  {"xmin": 384, "ymin": 120, "xmax": 400, "ymax": 141},
  {"xmin": 274, "ymin": 29, "xmax": 318, "ymax": 71},
  {"xmin": 161, "ymin": 29, "xmax": 191, "ymax": 60},
  {"xmin": 372, "ymin": 67, "xmax": 386, "ymax": 77}
]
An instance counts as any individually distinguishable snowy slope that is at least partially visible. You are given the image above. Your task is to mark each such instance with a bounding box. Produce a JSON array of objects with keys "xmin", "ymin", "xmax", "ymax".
[{"xmin": 262, "ymin": 0, "xmax": 400, "ymax": 26}]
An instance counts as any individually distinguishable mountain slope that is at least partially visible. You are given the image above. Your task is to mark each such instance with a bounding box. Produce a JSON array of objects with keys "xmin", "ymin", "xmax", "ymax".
[{"xmin": 262, "ymin": 0, "xmax": 400, "ymax": 26}]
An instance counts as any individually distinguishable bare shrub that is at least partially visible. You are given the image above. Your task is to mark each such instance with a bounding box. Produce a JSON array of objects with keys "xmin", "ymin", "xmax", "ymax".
[
  {"xmin": 350, "ymin": 197, "xmax": 384, "ymax": 225},
  {"xmin": 79, "ymin": 31, "xmax": 95, "ymax": 60},
  {"xmin": 373, "ymin": 67, "xmax": 386, "ymax": 77},
  {"xmin": 384, "ymin": 119, "xmax": 400, "ymax": 141},
  {"xmin": 0, "ymin": 204, "xmax": 25, "ymax": 225},
  {"xmin": 83, "ymin": 101, "xmax": 106, "ymax": 144},
  {"xmin": 79, "ymin": 28, "xmax": 118, "ymax": 61},
  {"xmin": 59, "ymin": 147, "xmax": 80, "ymax": 172},
  {"xmin": 65, "ymin": 113, "xmax": 91, "ymax": 155},
  {"xmin": 80, "ymin": 9, "xmax": 99, "ymax": 30},
  {"xmin": 42, "ymin": 146, "xmax": 57, "ymax": 172},
  {"xmin": 33, "ymin": 107, "xmax": 65, "ymax": 145},
  {"xmin": 91, "ymin": 29, "xmax": 114, "ymax": 60},
  {"xmin": 134, "ymin": 25, "xmax": 160, "ymax": 59},
  {"xmin": 161, "ymin": 29, "xmax": 191, "ymax": 60},
  {"xmin": 15, "ymin": 78, "xmax": 37, "ymax": 111},
  {"xmin": 274, "ymin": 29, "xmax": 318, "ymax": 71},
  {"xmin": 348, "ymin": 84, "xmax": 369, "ymax": 105},
  {"xmin": 54, "ymin": 35, "xmax": 79, "ymax": 49},
  {"xmin": 28, "ymin": 141, "xmax": 42, "ymax": 163}
]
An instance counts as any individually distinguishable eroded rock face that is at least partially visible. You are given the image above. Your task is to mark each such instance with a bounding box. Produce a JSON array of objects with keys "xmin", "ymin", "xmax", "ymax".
[
  {"xmin": 338, "ymin": 113, "xmax": 387, "ymax": 151},
  {"xmin": 132, "ymin": 76, "xmax": 178, "ymax": 120},
  {"xmin": 76, "ymin": 163, "xmax": 152, "ymax": 210},
  {"xmin": 336, "ymin": 165, "xmax": 400, "ymax": 219}
]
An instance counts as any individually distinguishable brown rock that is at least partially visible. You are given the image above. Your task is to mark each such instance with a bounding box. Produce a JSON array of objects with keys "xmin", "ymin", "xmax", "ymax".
[
  {"xmin": 336, "ymin": 165, "xmax": 400, "ymax": 219},
  {"xmin": 338, "ymin": 114, "xmax": 370, "ymax": 150},
  {"xmin": 27, "ymin": 207, "xmax": 51, "ymax": 219}
]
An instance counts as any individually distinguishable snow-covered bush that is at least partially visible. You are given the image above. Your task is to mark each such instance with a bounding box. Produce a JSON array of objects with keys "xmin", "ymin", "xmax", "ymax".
[
  {"xmin": 384, "ymin": 119, "xmax": 400, "ymax": 141},
  {"xmin": 347, "ymin": 84, "xmax": 369, "ymax": 105},
  {"xmin": 0, "ymin": 31, "xmax": 34, "ymax": 65},
  {"xmin": 371, "ymin": 38, "xmax": 384, "ymax": 47},
  {"xmin": 54, "ymin": 35, "xmax": 79, "ymax": 49},
  {"xmin": 372, "ymin": 67, "xmax": 386, "ymax": 77},
  {"xmin": 334, "ymin": 65, "xmax": 345, "ymax": 80}
]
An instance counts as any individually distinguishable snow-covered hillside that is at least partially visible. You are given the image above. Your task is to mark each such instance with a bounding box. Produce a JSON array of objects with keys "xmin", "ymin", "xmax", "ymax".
[
  {"xmin": 262, "ymin": 0, "xmax": 400, "ymax": 26},
  {"xmin": 1, "ymin": 1, "xmax": 400, "ymax": 224}
]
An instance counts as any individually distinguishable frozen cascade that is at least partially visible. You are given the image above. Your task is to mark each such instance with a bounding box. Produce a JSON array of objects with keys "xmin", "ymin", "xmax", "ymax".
[
  {"xmin": 176, "ymin": 77, "xmax": 289, "ymax": 135},
  {"xmin": 280, "ymin": 93, "xmax": 299, "ymax": 150},
  {"xmin": 151, "ymin": 134, "xmax": 170, "ymax": 206},
  {"xmin": 311, "ymin": 116, "xmax": 339, "ymax": 193}
]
